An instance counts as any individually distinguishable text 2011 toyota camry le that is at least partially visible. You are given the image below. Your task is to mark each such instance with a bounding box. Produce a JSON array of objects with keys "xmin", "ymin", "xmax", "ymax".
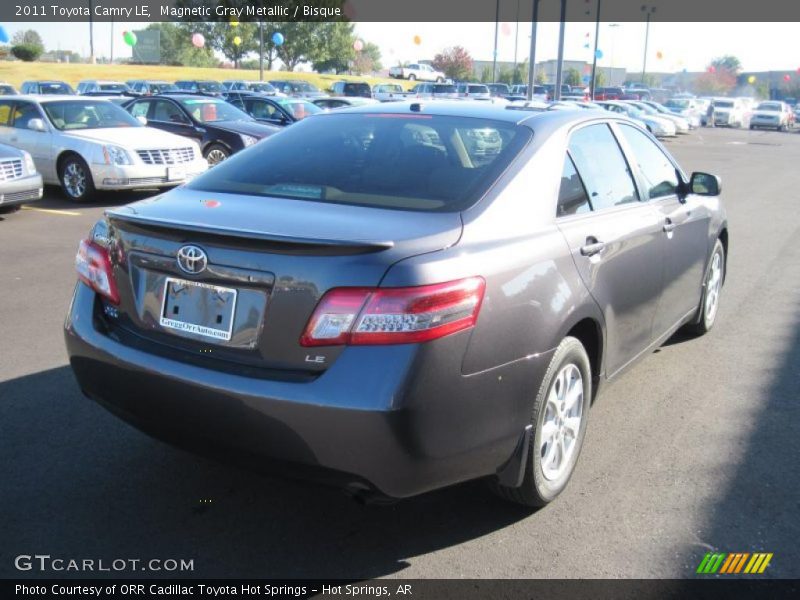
[{"xmin": 65, "ymin": 102, "xmax": 728, "ymax": 506}]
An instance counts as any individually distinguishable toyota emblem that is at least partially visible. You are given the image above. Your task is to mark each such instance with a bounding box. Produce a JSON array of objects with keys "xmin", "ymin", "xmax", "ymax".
[{"xmin": 176, "ymin": 245, "xmax": 208, "ymax": 274}]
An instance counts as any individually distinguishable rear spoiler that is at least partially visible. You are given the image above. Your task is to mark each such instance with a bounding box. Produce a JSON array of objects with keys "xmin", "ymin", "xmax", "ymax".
[{"xmin": 105, "ymin": 210, "xmax": 395, "ymax": 252}]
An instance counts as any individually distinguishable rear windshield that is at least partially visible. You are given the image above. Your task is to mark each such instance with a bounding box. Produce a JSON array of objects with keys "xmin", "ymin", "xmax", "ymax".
[
  {"xmin": 756, "ymin": 102, "xmax": 781, "ymax": 111},
  {"xmin": 468, "ymin": 85, "xmax": 489, "ymax": 93},
  {"xmin": 39, "ymin": 83, "xmax": 73, "ymax": 94},
  {"xmin": 99, "ymin": 83, "xmax": 127, "ymax": 92},
  {"xmin": 714, "ymin": 100, "xmax": 734, "ymax": 108},
  {"xmin": 345, "ymin": 83, "xmax": 371, "ymax": 93},
  {"xmin": 433, "ymin": 84, "xmax": 456, "ymax": 94},
  {"xmin": 187, "ymin": 113, "xmax": 531, "ymax": 212}
]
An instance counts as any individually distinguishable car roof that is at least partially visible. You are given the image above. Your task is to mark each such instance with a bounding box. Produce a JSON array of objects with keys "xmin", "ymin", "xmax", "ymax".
[
  {"xmin": 333, "ymin": 100, "xmax": 630, "ymax": 131},
  {"xmin": 12, "ymin": 95, "xmax": 94, "ymax": 103}
]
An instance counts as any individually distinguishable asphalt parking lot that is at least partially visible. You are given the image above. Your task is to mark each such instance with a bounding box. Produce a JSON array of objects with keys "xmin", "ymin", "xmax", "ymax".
[{"xmin": 1, "ymin": 126, "xmax": 798, "ymax": 580}]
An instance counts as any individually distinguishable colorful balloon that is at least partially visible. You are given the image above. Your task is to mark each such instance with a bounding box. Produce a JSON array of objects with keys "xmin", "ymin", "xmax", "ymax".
[
  {"xmin": 233, "ymin": 36, "xmax": 242, "ymax": 47},
  {"xmin": 122, "ymin": 31, "xmax": 137, "ymax": 47},
  {"xmin": 747, "ymin": 75, "xmax": 756, "ymax": 84},
  {"xmin": 191, "ymin": 33, "xmax": 205, "ymax": 48},
  {"xmin": 0, "ymin": 26, "xmax": 8, "ymax": 44},
  {"xmin": 501, "ymin": 22, "xmax": 512, "ymax": 36},
  {"xmin": 230, "ymin": 20, "xmax": 239, "ymax": 27},
  {"xmin": 656, "ymin": 51, "xmax": 663, "ymax": 60},
  {"xmin": 413, "ymin": 35, "xmax": 422, "ymax": 45},
  {"xmin": 708, "ymin": 65, "xmax": 716, "ymax": 73},
  {"xmin": 353, "ymin": 39, "xmax": 363, "ymax": 52},
  {"xmin": 272, "ymin": 32, "xmax": 284, "ymax": 46},
  {"xmin": 784, "ymin": 74, "xmax": 792, "ymax": 82},
  {"xmin": 595, "ymin": 49, "xmax": 603, "ymax": 59}
]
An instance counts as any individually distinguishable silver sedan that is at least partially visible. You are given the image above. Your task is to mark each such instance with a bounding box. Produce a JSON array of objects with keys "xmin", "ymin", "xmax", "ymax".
[{"xmin": 0, "ymin": 142, "xmax": 42, "ymax": 214}]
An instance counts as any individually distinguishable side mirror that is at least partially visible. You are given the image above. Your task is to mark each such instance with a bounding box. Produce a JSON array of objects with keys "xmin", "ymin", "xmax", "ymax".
[
  {"xmin": 136, "ymin": 115, "xmax": 148, "ymax": 125},
  {"xmin": 28, "ymin": 118, "xmax": 47, "ymax": 132},
  {"xmin": 689, "ymin": 172, "xmax": 721, "ymax": 197}
]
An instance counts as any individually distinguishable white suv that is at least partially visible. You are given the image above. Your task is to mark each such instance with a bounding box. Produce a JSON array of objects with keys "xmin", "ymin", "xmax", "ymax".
[{"xmin": 712, "ymin": 98, "xmax": 745, "ymax": 127}]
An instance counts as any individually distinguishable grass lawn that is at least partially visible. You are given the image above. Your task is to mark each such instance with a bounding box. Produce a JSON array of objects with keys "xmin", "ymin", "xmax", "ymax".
[{"xmin": 0, "ymin": 61, "xmax": 413, "ymax": 92}]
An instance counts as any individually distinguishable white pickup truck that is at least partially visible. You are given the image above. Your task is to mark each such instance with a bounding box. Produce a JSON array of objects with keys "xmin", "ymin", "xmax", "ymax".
[
  {"xmin": 372, "ymin": 84, "xmax": 412, "ymax": 102},
  {"xmin": 389, "ymin": 63, "xmax": 446, "ymax": 82}
]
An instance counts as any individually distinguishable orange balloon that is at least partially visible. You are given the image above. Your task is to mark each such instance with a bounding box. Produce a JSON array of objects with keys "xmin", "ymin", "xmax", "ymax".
[
  {"xmin": 656, "ymin": 51, "xmax": 663, "ymax": 60},
  {"xmin": 413, "ymin": 35, "xmax": 422, "ymax": 45}
]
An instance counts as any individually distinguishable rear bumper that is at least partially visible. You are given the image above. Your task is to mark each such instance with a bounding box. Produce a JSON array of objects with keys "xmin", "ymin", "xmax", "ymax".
[
  {"xmin": 65, "ymin": 284, "xmax": 552, "ymax": 498},
  {"xmin": 0, "ymin": 173, "xmax": 43, "ymax": 207}
]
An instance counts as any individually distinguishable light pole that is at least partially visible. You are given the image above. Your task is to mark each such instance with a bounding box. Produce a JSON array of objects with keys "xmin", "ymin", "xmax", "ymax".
[
  {"xmin": 513, "ymin": 0, "xmax": 520, "ymax": 82},
  {"xmin": 259, "ymin": 21, "xmax": 264, "ymax": 80},
  {"xmin": 492, "ymin": 0, "xmax": 500, "ymax": 82},
  {"xmin": 526, "ymin": 0, "xmax": 540, "ymax": 100},
  {"xmin": 641, "ymin": 5, "xmax": 656, "ymax": 85},
  {"xmin": 554, "ymin": 0, "xmax": 567, "ymax": 101},
  {"xmin": 88, "ymin": 0, "xmax": 95, "ymax": 64},
  {"xmin": 590, "ymin": 0, "xmax": 601, "ymax": 99}
]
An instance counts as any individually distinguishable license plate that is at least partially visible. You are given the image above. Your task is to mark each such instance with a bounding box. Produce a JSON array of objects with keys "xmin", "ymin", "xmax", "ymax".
[
  {"xmin": 167, "ymin": 167, "xmax": 186, "ymax": 181},
  {"xmin": 160, "ymin": 277, "xmax": 237, "ymax": 342}
]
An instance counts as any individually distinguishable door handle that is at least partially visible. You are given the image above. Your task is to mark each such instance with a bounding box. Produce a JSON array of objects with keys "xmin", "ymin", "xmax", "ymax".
[
  {"xmin": 580, "ymin": 238, "xmax": 606, "ymax": 257},
  {"xmin": 663, "ymin": 219, "xmax": 676, "ymax": 233}
]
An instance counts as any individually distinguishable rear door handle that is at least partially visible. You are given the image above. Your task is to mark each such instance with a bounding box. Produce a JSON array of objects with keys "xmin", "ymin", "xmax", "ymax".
[
  {"xmin": 663, "ymin": 218, "xmax": 676, "ymax": 233},
  {"xmin": 580, "ymin": 238, "xmax": 606, "ymax": 257}
]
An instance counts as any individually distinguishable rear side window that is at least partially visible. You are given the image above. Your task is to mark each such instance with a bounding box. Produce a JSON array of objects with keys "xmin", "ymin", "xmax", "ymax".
[
  {"xmin": 557, "ymin": 154, "xmax": 592, "ymax": 217},
  {"xmin": 616, "ymin": 124, "xmax": 679, "ymax": 200},
  {"xmin": 568, "ymin": 124, "xmax": 639, "ymax": 211},
  {"xmin": 187, "ymin": 113, "xmax": 531, "ymax": 212},
  {"xmin": 0, "ymin": 100, "xmax": 12, "ymax": 125}
]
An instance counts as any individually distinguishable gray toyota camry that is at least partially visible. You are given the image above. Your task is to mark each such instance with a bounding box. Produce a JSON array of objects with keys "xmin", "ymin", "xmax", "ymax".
[{"xmin": 65, "ymin": 102, "xmax": 727, "ymax": 506}]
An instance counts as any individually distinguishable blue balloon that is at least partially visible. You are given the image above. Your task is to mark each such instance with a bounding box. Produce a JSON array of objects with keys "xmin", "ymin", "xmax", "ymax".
[
  {"xmin": 0, "ymin": 26, "xmax": 9, "ymax": 44},
  {"xmin": 595, "ymin": 49, "xmax": 603, "ymax": 59},
  {"xmin": 272, "ymin": 32, "xmax": 284, "ymax": 46},
  {"xmin": 582, "ymin": 75, "xmax": 591, "ymax": 83}
]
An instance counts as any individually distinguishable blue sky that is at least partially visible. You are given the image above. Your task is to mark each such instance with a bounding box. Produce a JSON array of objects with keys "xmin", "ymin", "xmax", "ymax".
[{"xmin": 3, "ymin": 21, "xmax": 793, "ymax": 73}]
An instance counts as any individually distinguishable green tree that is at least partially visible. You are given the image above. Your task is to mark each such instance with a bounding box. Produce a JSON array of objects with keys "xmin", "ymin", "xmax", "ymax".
[
  {"xmin": 480, "ymin": 66, "xmax": 493, "ymax": 83},
  {"xmin": 594, "ymin": 69, "xmax": 606, "ymax": 88},
  {"xmin": 11, "ymin": 44, "xmax": 42, "ymax": 62},
  {"xmin": 534, "ymin": 69, "xmax": 547, "ymax": 84},
  {"xmin": 12, "ymin": 30, "xmax": 44, "ymax": 53},
  {"xmin": 352, "ymin": 41, "xmax": 382, "ymax": 75},
  {"xmin": 711, "ymin": 55, "xmax": 742, "ymax": 75},
  {"xmin": 432, "ymin": 46, "xmax": 473, "ymax": 81},
  {"xmin": 310, "ymin": 22, "xmax": 356, "ymax": 74},
  {"xmin": 153, "ymin": 23, "xmax": 216, "ymax": 67},
  {"xmin": 564, "ymin": 67, "xmax": 581, "ymax": 86}
]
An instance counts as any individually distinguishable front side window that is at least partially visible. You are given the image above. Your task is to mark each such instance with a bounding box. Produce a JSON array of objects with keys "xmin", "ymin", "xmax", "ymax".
[
  {"xmin": 43, "ymin": 100, "xmax": 140, "ymax": 130},
  {"xmin": 568, "ymin": 123, "xmax": 639, "ymax": 211},
  {"xmin": 178, "ymin": 98, "xmax": 251, "ymax": 123},
  {"xmin": 616, "ymin": 124, "xmax": 679, "ymax": 200},
  {"xmin": 149, "ymin": 100, "xmax": 186, "ymax": 123},
  {"xmin": 11, "ymin": 103, "xmax": 43, "ymax": 129},
  {"xmin": 187, "ymin": 113, "xmax": 531, "ymax": 213},
  {"xmin": 128, "ymin": 100, "xmax": 150, "ymax": 119},
  {"xmin": 244, "ymin": 99, "xmax": 279, "ymax": 120}
]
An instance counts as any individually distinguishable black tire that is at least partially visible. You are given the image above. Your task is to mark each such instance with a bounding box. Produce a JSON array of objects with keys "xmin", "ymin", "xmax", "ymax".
[
  {"xmin": 436, "ymin": 77, "xmax": 444, "ymax": 83},
  {"xmin": 749, "ymin": 125, "xmax": 755, "ymax": 130},
  {"xmin": 58, "ymin": 154, "xmax": 95, "ymax": 202},
  {"xmin": 686, "ymin": 238, "xmax": 725, "ymax": 336},
  {"xmin": 0, "ymin": 204, "xmax": 21, "ymax": 214},
  {"xmin": 203, "ymin": 143, "xmax": 230, "ymax": 167},
  {"xmin": 407, "ymin": 74, "xmax": 416, "ymax": 81},
  {"xmin": 492, "ymin": 336, "xmax": 592, "ymax": 507}
]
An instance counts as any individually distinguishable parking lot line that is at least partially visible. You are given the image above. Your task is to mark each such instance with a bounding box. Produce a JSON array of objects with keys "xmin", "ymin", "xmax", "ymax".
[{"xmin": 21, "ymin": 206, "xmax": 82, "ymax": 217}]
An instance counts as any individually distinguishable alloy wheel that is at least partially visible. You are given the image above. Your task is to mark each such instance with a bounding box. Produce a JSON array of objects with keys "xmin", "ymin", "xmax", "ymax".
[
  {"xmin": 63, "ymin": 162, "xmax": 86, "ymax": 198},
  {"xmin": 540, "ymin": 363, "xmax": 584, "ymax": 481},
  {"xmin": 705, "ymin": 251, "xmax": 723, "ymax": 324}
]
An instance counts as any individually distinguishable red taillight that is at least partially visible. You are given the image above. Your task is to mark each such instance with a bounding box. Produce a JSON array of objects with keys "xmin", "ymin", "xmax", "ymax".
[
  {"xmin": 300, "ymin": 277, "xmax": 485, "ymax": 347},
  {"xmin": 75, "ymin": 238, "xmax": 120, "ymax": 304}
]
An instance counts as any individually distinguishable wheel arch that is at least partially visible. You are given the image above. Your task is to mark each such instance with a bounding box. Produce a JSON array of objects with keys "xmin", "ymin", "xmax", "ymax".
[{"xmin": 565, "ymin": 317, "xmax": 604, "ymax": 402}]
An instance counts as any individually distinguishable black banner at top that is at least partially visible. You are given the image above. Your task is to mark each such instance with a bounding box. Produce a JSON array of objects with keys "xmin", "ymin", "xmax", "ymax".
[{"xmin": 3, "ymin": 0, "xmax": 800, "ymax": 22}]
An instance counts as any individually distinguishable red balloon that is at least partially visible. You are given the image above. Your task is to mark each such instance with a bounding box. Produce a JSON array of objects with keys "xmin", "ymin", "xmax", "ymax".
[
  {"xmin": 784, "ymin": 74, "xmax": 792, "ymax": 82},
  {"xmin": 708, "ymin": 65, "xmax": 716, "ymax": 73}
]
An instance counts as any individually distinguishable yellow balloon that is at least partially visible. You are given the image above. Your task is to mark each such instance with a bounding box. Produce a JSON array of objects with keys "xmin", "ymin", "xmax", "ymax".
[
  {"xmin": 413, "ymin": 35, "xmax": 422, "ymax": 45},
  {"xmin": 747, "ymin": 75, "xmax": 756, "ymax": 84},
  {"xmin": 233, "ymin": 36, "xmax": 242, "ymax": 46},
  {"xmin": 230, "ymin": 20, "xmax": 239, "ymax": 27}
]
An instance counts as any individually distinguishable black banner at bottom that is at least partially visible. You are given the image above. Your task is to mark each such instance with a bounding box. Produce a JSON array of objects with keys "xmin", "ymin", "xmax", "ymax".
[{"xmin": 4, "ymin": 579, "xmax": 800, "ymax": 600}]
